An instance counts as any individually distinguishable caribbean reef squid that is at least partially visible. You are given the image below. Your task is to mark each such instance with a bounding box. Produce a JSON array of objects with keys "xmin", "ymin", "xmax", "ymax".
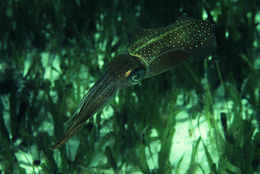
[{"xmin": 53, "ymin": 15, "xmax": 216, "ymax": 149}]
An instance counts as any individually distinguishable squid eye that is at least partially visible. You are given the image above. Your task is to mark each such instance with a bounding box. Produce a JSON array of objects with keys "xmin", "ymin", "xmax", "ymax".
[{"xmin": 127, "ymin": 68, "xmax": 145, "ymax": 85}]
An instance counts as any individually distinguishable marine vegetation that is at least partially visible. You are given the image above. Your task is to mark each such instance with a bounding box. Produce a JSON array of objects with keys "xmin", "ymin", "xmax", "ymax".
[{"xmin": 0, "ymin": 0, "xmax": 259, "ymax": 173}]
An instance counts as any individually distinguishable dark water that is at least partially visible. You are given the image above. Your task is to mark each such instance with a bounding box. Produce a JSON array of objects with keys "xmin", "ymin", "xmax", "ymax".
[{"xmin": 0, "ymin": 0, "xmax": 259, "ymax": 173}]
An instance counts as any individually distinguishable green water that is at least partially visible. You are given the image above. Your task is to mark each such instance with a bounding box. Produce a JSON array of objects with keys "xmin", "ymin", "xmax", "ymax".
[{"xmin": 0, "ymin": 0, "xmax": 259, "ymax": 173}]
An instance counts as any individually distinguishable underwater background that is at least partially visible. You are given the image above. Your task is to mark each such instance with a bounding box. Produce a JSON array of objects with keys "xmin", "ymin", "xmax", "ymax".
[{"xmin": 0, "ymin": 0, "xmax": 260, "ymax": 173}]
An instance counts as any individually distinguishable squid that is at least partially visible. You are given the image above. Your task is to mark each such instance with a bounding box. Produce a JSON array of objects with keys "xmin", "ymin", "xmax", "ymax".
[{"xmin": 53, "ymin": 15, "xmax": 216, "ymax": 149}]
